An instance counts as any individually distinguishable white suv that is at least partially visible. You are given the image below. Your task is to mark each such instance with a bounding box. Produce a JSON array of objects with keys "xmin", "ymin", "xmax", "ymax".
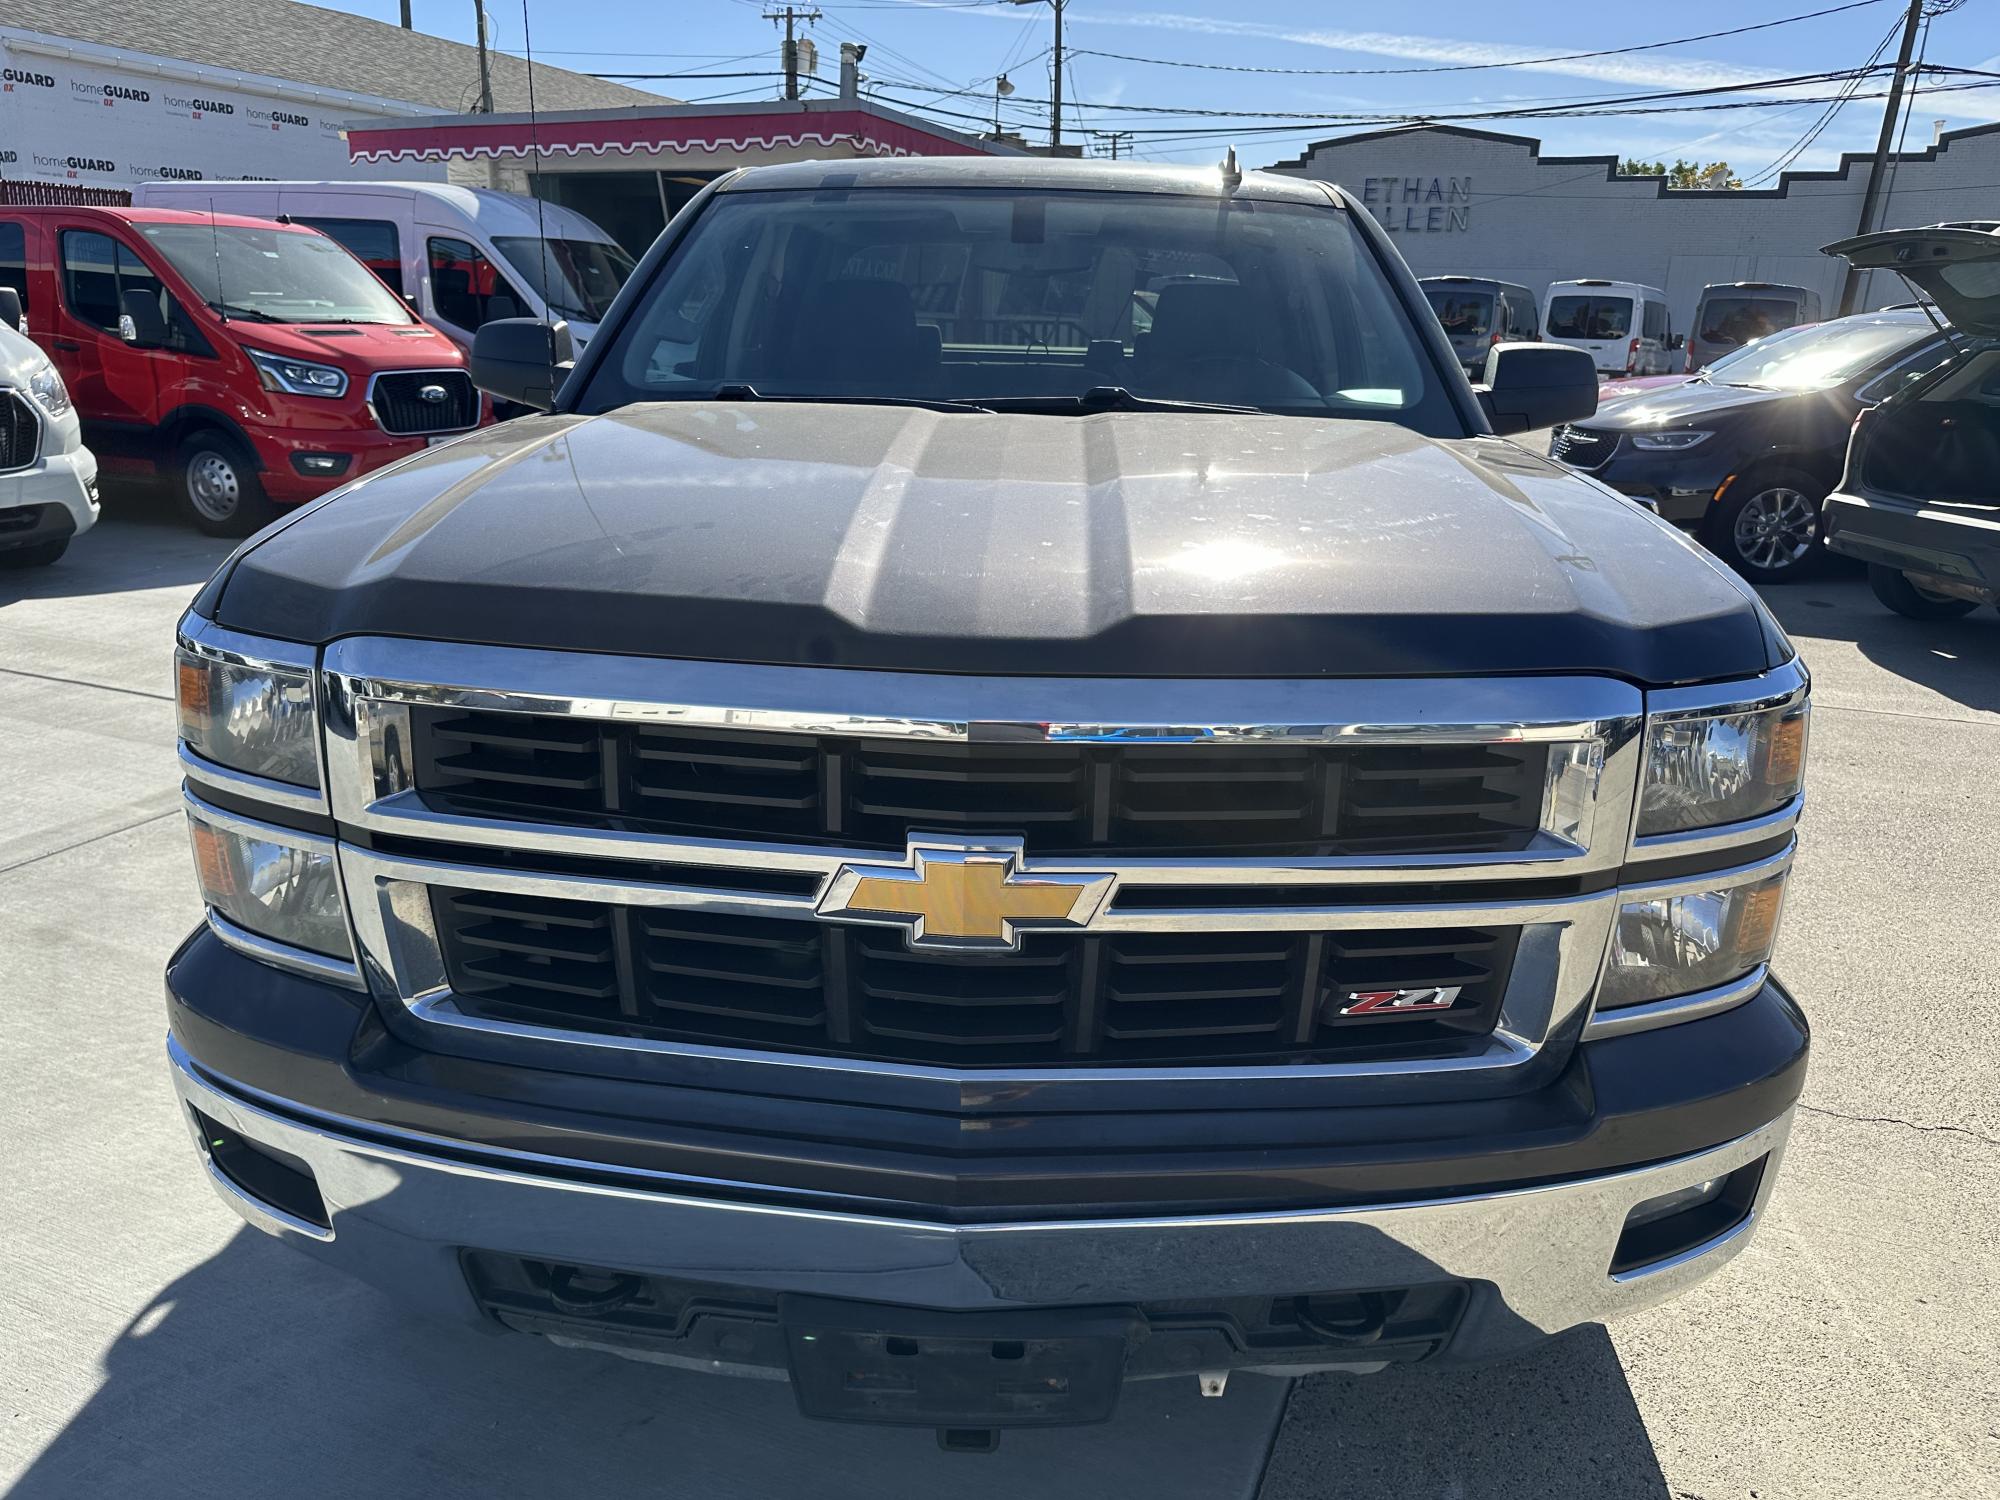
[{"xmin": 0, "ymin": 295, "xmax": 97, "ymax": 569}]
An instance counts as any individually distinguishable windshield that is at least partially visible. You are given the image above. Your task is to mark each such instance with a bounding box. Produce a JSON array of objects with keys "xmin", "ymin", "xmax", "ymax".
[
  {"xmin": 1547, "ymin": 295, "xmax": 1632, "ymax": 340},
  {"xmin": 1698, "ymin": 296, "xmax": 1800, "ymax": 348},
  {"xmin": 494, "ymin": 235, "xmax": 636, "ymax": 323},
  {"xmin": 139, "ymin": 224, "xmax": 414, "ymax": 325},
  {"xmin": 1705, "ymin": 318, "xmax": 1929, "ymax": 391},
  {"xmin": 1424, "ymin": 288, "xmax": 1492, "ymax": 339},
  {"xmin": 578, "ymin": 188, "xmax": 1459, "ymax": 433}
]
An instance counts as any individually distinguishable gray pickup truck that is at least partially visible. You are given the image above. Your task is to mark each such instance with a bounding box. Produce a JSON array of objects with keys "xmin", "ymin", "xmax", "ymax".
[{"xmin": 167, "ymin": 158, "xmax": 1809, "ymax": 1443}]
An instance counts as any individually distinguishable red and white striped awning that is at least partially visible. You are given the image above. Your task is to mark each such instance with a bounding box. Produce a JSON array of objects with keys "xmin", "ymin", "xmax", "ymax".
[{"xmin": 347, "ymin": 107, "xmax": 991, "ymax": 164}]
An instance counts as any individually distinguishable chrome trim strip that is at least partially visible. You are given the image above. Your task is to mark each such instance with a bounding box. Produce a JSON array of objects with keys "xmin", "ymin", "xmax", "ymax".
[
  {"xmin": 178, "ymin": 742, "xmax": 329, "ymax": 817},
  {"xmin": 1582, "ymin": 965, "xmax": 1768, "ymax": 1042},
  {"xmin": 363, "ymin": 368, "xmax": 480, "ymax": 437},
  {"xmin": 1645, "ymin": 657, "xmax": 1810, "ymax": 722},
  {"xmin": 1615, "ymin": 845, "xmax": 1793, "ymax": 903},
  {"xmin": 1630, "ymin": 795, "xmax": 1802, "ymax": 862},
  {"xmin": 324, "ymin": 637, "xmax": 1643, "ymax": 746},
  {"xmin": 184, "ymin": 787, "xmax": 338, "ymax": 857},
  {"xmin": 204, "ymin": 909, "xmax": 365, "ymax": 992},
  {"xmin": 175, "ymin": 612, "xmax": 318, "ymax": 675}
]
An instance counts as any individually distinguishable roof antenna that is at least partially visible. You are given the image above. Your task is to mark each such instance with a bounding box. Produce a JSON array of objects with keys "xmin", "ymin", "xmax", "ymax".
[{"xmin": 1219, "ymin": 145, "xmax": 1241, "ymax": 193}]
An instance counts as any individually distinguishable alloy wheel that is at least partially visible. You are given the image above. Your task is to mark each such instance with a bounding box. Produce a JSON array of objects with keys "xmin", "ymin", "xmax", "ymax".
[{"xmin": 1732, "ymin": 486, "xmax": 1818, "ymax": 573}]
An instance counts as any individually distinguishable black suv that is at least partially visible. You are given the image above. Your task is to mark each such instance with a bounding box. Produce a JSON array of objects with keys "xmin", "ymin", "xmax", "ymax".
[
  {"xmin": 166, "ymin": 158, "xmax": 1809, "ymax": 1441},
  {"xmin": 1549, "ymin": 309, "xmax": 1952, "ymax": 582}
]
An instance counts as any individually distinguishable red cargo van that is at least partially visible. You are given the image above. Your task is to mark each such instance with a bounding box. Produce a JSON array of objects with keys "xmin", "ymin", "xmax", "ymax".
[{"xmin": 0, "ymin": 206, "xmax": 485, "ymax": 534}]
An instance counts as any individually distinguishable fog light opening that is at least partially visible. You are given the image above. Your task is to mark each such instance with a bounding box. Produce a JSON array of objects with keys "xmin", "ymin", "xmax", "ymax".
[
  {"xmin": 190, "ymin": 1106, "xmax": 330, "ymax": 1232},
  {"xmin": 1610, "ymin": 1157, "xmax": 1767, "ymax": 1277},
  {"xmin": 290, "ymin": 452, "xmax": 353, "ymax": 478}
]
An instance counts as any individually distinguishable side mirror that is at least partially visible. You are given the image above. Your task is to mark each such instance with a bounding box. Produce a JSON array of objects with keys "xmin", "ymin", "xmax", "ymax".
[
  {"xmin": 470, "ymin": 317, "xmax": 574, "ymax": 411},
  {"xmin": 0, "ymin": 286, "xmax": 22, "ymax": 333},
  {"xmin": 1666, "ymin": 332, "xmax": 1686, "ymax": 351},
  {"xmin": 1476, "ymin": 342, "xmax": 1598, "ymax": 435}
]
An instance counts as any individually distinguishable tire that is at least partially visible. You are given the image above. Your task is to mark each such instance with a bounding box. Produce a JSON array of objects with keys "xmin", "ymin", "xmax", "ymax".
[
  {"xmin": 1868, "ymin": 564, "xmax": 1981, "ymax": 620},
  {"xmin": 174, "ymin": 432, "xmax": 280, "ymax": 537},
  {"xmin": 1703, "ymin": 468, "xmax": 1827, "ymax": 584},
  {"xmin": 0, "ymin": 537, "xmax": 68, "ymax": 568}
]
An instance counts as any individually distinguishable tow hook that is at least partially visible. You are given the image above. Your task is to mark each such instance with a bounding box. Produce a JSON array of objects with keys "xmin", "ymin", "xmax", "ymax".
[{"xmin": 545, "ymin": 1264, "xmax": 646, "ymax": 1317}]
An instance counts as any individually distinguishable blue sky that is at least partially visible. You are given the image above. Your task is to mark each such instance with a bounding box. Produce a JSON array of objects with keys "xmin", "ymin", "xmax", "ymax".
[{"xmin": 332, "ymin": 0, "xmax": 2000, "ymax": 173}]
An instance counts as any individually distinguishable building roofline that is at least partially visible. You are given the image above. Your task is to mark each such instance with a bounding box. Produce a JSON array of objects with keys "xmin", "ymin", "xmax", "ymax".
[{"xmin": 1263, "ymin": 118, "xmax": 2000, "ymax": 202}]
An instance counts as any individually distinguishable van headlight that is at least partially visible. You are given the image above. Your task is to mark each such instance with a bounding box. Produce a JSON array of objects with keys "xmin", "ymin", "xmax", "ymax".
[
  {"xmin": 247, "ymin": 348, "xmax": 348, "ymax": 399},
  {"xmin": 176, "ymin": 645, "xmax": 319, "ymax": 788},
  {"xmin": 1637, "ymin": 699, "xmax": 1808, "ymax": 836},
  {"xmin": 1600, "ymin": 867, "xmax": 1786, "ymax": 1010},
  {"xmin": 185, "ymin": 801, "xmax": 351, "ymax": 961}
]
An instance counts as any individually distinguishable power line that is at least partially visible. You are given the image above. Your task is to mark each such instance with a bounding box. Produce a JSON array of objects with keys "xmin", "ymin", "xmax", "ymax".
[
  {"xmin": 1068, "ymin": 0, "xmax": 1896, "ymax": 78},
  {"xmin": 1741, "ymin": 11, "xmax": 1904, "ymax": 184}
]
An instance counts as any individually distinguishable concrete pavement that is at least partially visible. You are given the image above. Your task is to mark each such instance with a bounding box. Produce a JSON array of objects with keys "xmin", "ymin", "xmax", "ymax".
[{"xmin": 3, "ymin": 496, "xmax": 1995, "ymax": 1498}]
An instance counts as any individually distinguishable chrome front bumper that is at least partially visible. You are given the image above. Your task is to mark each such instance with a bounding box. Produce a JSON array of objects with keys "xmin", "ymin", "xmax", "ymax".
[{"xmin": 170, "ymin": 1037, "xmax": 1794, "ymax": 1367}]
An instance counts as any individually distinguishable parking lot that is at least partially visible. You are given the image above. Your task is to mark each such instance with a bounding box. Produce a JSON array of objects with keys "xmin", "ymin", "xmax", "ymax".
[{"xmin": 2, "ymin": 487, "xmax": 1996, "ymax": 1500}]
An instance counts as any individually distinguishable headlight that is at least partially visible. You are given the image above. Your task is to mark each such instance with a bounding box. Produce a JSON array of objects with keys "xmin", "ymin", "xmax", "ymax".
[
  {"xmin": 26, "ymin": 359, "xmax": 71, "ymax": 417},
  {"xmin": 186, "ymin": 802, "xmax": 351, "ymax": 961},
  {"xmin": 1637, "ymin": 699, "xmax": 1808, "ymax": 837},
  {"xmin": 246, "ymin": 348, "xmax": 348, "ymax": 398},
  {"xmin": 1628, "ymin": 430, "xmax": 1711, "ymax": 451},
  {"xmin": 177, "ymin": 646, "xmax": 320, "ymax": 788},
  {"xmin": 1600, "ymin": 868, "xmax": 1786, "ymax": 1010}
]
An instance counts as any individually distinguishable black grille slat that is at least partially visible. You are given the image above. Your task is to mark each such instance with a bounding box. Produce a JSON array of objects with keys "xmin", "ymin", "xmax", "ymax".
[
  {"xmin": 414, "ymin": 711, "xmax": 1548, "ymax": 857},
  {"xmin": 372, "ymin": 370, "xmax": 479, "ymax": 435},
  {"xmin": 431, "ymin": 889, "xmax": 1518, "ymax": 1068},
  {"xmin": 0, "ymin": 393, "xmax": 38, "ymax": 471}
]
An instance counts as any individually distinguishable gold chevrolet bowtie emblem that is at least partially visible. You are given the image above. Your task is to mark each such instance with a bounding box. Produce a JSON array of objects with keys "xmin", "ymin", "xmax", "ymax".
[{"xmin": 816, "ymin": 837, "xmax": 1115, "ymax": 952}]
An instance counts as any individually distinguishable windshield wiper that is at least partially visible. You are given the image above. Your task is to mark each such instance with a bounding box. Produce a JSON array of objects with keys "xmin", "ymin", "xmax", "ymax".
[
  {"xmin": 975, "ymin": 386, "xmax": 1263, "ymax": 416},
  {"xmin": 685, "ymin": 384, "xmax": 991, "ymax": 414},
  {"xmin": 207, "ymin": 301, "xmax": 283, "ymax": 324}
]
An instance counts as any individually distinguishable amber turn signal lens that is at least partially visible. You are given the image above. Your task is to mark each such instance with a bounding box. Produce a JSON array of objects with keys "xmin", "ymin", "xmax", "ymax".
[{"xmin": 1765, "ymin": 713, "xmax": 1807, "ymax": 788}]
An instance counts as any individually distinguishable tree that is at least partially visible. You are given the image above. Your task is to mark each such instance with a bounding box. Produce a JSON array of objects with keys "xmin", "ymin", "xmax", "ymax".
[{"xmin": 1617, "ymin": 157, "xmax": 1744, "ymax": 190}]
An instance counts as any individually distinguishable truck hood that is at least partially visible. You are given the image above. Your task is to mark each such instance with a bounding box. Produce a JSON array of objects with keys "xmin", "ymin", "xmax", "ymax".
[
  {"xmin": 209, "ymin": 402, "xmax": 1784, "ymax": 682},
  {"xmin": 237, "ymin": 320, "xmax": 465, "ymax": 372}
]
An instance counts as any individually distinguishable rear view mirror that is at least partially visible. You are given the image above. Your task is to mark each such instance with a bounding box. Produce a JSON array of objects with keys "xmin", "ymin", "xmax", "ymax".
[
  {"xmin": 470, "ymin": 318, "xmax": 575, "ymax": 411},
  {"xmin": 0, "ymin": 286, "xmax": 21, "ymax": 333},
  {"xmin": 1667, "ymin": 333, "xmax": 1686, "ymax": 351},
  {"xmin": 1476, "ymin": 342, "xmax": 1598, "ymax": 435}
]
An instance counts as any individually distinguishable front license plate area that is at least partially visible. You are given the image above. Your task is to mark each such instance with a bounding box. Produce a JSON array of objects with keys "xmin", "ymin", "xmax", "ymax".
[{"xmin": 780, "ymin": 1295, "xmax": 1141, "ymax": 1428}]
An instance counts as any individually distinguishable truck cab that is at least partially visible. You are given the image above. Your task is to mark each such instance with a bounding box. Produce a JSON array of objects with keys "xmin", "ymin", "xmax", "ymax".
[{"xmin": 0, "ymin": 205, "xmax": 484, "ymax": 534}]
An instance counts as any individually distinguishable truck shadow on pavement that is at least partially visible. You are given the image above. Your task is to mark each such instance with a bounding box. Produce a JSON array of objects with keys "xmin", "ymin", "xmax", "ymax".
[
  {"xmin": 8, "ymin": 1224, "xmax": 1671, "ymax": 1499},
  {"xmin": 1760, "ymin": 581, "xmax": 2000, "ymax": 715}
]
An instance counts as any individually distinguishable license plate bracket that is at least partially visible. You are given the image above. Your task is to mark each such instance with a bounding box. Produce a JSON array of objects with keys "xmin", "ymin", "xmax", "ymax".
[{"xmin": 780, "ymin": 1295, "xmax": 1142, "ymax": 1429}]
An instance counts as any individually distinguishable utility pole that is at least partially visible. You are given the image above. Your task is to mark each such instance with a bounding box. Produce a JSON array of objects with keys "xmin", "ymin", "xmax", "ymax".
[
  {"xmin": 765, "ymin": 6, "xmax": 823, "ymax": 102},
  {"xmin": 1091, "ymin": 130, "xmax": 1132, "ymax": 160},
  {"xmin": 472, "ymin": 2, "xmax": 495, "ymax": 112},
  {"xmin": 1839, "ymin": 0, "xmax": 1926, "ymax": 314},
  {"xmin": 1005, "ymin": 0, "xmax": 1065, "ymax": 151},
  {"xmin": 399, "ymin": 0, "xmax": 412, "ymax": 28}
]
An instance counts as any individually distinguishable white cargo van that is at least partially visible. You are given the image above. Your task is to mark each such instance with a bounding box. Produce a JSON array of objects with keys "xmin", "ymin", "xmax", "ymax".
[
  {"xmin": 130, "ymin": 181, "xmax": 636, "ymax": 352},
  {"xmin": 1543, "ymin": 279, "xmax": 1679, "ymax": 377}
]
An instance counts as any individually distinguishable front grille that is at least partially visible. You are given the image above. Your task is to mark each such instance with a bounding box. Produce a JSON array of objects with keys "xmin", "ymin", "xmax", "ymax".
[
  {"xmin": 1549, "ymin": 424, "xmax": 1618, "ymax": 469},
  {"xmin": 432, "ymin": 888, "xmax": 1518, "ymax": 1067},
  {"xmin": 370, "ymin": 370, "xmax": 478, "ymax": 435},
  {"xmin": 0, "ymin": 391, "xmax": 39, "ymax": 471},
  {"xmin": 411, "ymin": 712, "xmax": 1551, "ymax": 858}
]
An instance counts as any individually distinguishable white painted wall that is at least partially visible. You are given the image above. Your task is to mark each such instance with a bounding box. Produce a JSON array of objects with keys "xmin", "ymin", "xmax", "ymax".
[
  {"xmin": 1269, "ymin": 124, "xmax": 2000, "ymax": 331},
  {"xmin": 0, "ymin": 28, "xmax": 446, "ymax": 192}
]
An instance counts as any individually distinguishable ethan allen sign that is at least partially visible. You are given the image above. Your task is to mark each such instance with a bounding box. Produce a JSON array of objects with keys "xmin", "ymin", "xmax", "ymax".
[{"xmin": 1356, "ymin": 176, "xmax": 1473, "ymax": 232}]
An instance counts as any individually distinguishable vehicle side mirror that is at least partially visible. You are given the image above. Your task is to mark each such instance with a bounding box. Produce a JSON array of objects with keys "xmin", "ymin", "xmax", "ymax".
[
  {"xmin": 470, "ymin": 318, "xmax": 575, "ymax": 411},
  {"xmin": 1666, "ymin": 332, "xmax": 1686, "ymax": 351},
  {"xmin": 1475, "ymin": 342, "xmax": 1598, "ymax": 435},
  {"xmin": 0, "ymin": 287, "xmax": 21, "ymax": 333},
  {"xmin": 118, "ymin": 291, "xmax": 169, "ymax": 349}
]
